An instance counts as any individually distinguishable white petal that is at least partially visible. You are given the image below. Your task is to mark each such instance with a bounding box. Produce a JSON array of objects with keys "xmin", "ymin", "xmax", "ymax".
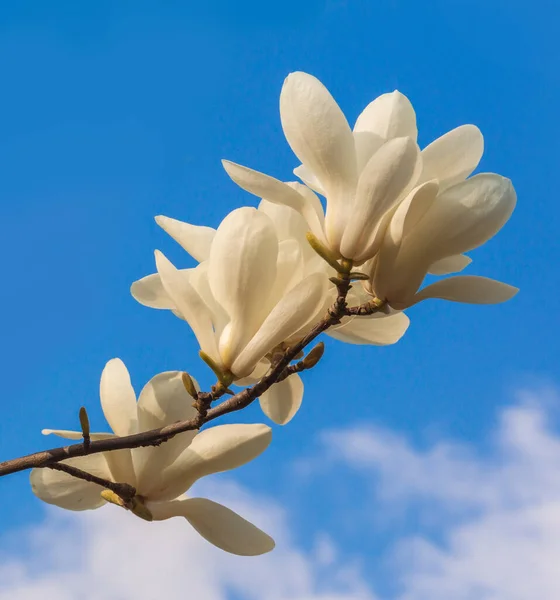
[
  {"xmin": 133, "ymin": 371, "xmax": 199, "ymax": 495},
  {"xmin": 222, "ymin": 161, "xmax": 326, "ymax": 242},
  {"xmin": 155, "ymin": 251, "xmax": 221, "ymax": 363},
  {"xmin": 149, "ymin": 497, "xmax": 275, "ymax": 556},
  {"xmin": 130, "ymin": 273, "xmax": 177, "ymax": 310},
  {"xmin": 354, "ymin": 91, "xmax": 418, "ymax": 141},
  {"xmin": 155, "ymin": 216, "xmax": 215, "ymax": 262},
  {"xmin": 99, "ymin": 359, "xmax": 138, "ymax": 437},
  {"xmin": 144, "ymin": 424, "xmax": 272, "ymax": 501},
  {"xmin": 353, "ymin": 131, "xmax": 385, "ymax": 173},
  {"xmin": 428, "ymin": 254, "xmax": 472, "ymax": 275},
  {"xmin": 412, "ymin": 276, "xmax": 519, "ymax": 305},
  {"xmin": 328, "ymin": 312, "xmax": 410, "ymax": 345},
  {"xmin": 30, "ymin": 454, "xmax": 112, "ymax": 511},
  {"xmin": 339, "ymin": 137, "xmax": 420, "ymax": 261},
  {"xmin": 419, "ymin": 125, "xmax": 484, "ymax": 190},
  {"xmin": 280, "ymin": 72, "xmax": 357, "ymax": 197},
  {"xmin": 293, "ymin": 163, "xmax": 325, "ymax": 195},
  {"xmin": 232, "ymin": 273, "xmax": 328, "ymax": 378},
  {"xmin": 405, "ymin": 174, "xmax": 517, "ymax": 261},
  {"xmin": 259, "ymin": 375, "xmax": 304, "ymax": 425},
  {"xmin": 209, "ymin": 208, "xmax": 278, "ymax": 367}
]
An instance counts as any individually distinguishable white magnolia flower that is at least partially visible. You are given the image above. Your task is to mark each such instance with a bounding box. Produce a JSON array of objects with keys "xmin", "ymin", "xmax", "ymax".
[
  {"xmin": 366, "ymin": 177, "xmax": 518, "ymax": 309},
  {"xmin": 30, "ymin": 359, "xmax": 275, "ymax": 556}
]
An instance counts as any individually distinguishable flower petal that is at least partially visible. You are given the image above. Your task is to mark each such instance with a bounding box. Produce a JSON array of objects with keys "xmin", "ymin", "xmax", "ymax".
[
  {"xmin": 328, "ymin": 312, "xmax": 410, "ymax": 345},
  {"xmin": 412, "ymin": 276, "xmax": 519, "ymax": 305},
  {"xmin": 293, "ymin": 163, "xmax": 325, "ymax": 195},
  {"xmin": 133, "ymin": 371, "xmax": 199, "ymax": 495},
  {"xmin": 339, "ymin": 137, "xmax": 420, "ymax": 261},
  {"xmin": 419, "ymin": 125, "xmax": 484, "ymax": 190},
  {"xmin": 155, "ymin": 216, "xmax": 215, "ymax": 262},
  {"xmin": 155, "ymin": 251, "xmax": 221, "ymax": 363},
  {"xmin": 130, "ymin": 273, "xmax": 178, "ymax": 310},
  {"xmin": 232, "ymin": 273, "xmax": 328, "ymax": 378},
  {"xmin": 99, "ymin": 359, "xmax": 138, "ymax": 437},
  {"xmin": 259, "ymin": 374, "xmax": 304, "ymax": 425},
  {"xmin": 148, "ymin": 497, "xmax": 275, "ymax": 556},
  {"xmin": 222, "ymin": 161, "xmax": 326, "ymax": 242},
  {"xmin": 30, "ymin": 454, "xmax": 112, "ymax": 511},
  {"xmin": 209, "ymin": 208, "xmax": 278, "ymax": 367},
  {"xmin": 354, "ymin": 90, "xmax": 418, "ymax": 141},
  {"xmin": 280, "ymin": 71, "xmax": 357, "ymax": 197},
  {"xmin": 428, "ymin": 254, "xmax": 472, "ymax": 275},
  {"xmin": 144, "ymin": 424, "xmax": 272, "ymax": 501}
]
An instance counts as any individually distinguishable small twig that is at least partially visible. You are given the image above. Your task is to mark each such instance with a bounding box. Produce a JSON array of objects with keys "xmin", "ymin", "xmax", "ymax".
[{"xmin": 48, "ymin": 463, "xmax": 136, "ymax": 502}]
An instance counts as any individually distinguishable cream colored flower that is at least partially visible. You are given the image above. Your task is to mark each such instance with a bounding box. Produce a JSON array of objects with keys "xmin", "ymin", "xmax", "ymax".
[{"xmin": 30, "ymin": 359, "xmax": 275, "ymax": 556}]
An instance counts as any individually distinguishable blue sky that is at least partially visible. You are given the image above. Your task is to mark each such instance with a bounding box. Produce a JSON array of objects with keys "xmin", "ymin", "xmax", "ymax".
[{"xmin": 1, "ymin": 2, "xmax": 559, "ymax": 598}]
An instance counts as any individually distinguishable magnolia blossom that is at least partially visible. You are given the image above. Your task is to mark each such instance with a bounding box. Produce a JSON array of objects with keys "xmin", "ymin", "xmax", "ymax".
[
  {"xmin": 30, "ymin": 359, "xmax": 275, "ymax": 556},
  {"xmin": 364, "ymin": 176, "xmax": 518, "ymax": 309}
]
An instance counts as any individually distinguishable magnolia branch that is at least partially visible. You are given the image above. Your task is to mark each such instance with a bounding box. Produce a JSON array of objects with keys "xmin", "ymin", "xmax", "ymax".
[{"xmin": 0, "ymin": 276, "xmax": 380, "ymax": 497}]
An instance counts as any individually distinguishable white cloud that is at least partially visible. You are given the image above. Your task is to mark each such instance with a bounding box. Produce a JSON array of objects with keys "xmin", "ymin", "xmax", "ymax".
[
  {"xmin": 0, "ymin": 479, "xmax": 375, "ymax": 600},
  {"xmin": 322, "ymin": 386, "xmax": 560, "ymax": 600}
]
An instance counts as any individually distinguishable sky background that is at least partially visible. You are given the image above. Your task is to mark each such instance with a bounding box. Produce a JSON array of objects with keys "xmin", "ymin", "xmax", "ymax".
[{"xmin": 0, "ymin": 1, "xmax": 559, "ymax": 598}]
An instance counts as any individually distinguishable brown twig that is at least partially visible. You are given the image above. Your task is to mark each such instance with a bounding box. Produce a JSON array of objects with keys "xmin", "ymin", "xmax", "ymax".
[{"xmin": 0, "ymin": 284, "xmax": 376, "ymax": 480}]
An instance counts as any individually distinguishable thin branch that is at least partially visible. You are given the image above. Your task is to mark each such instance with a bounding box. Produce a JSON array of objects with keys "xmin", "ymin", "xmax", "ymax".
[
  {"xmin": 0, "ymin": 281, "xmax": 377, "ymax": 479},
  {"xmin": 48, "ymin": 463, "xmax": 136, "ymax": 502}
]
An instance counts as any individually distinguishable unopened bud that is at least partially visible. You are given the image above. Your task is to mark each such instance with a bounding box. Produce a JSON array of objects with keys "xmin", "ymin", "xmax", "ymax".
[
  {"xmin": 101, "ymin": 489, "xmax": 126, "ymax": 508},
  {"xmin": 79, "ymin": 407, "xmax": 90, "ymax": 438},
  {"xmin": 302, "ymin": 342, "xmax": 325, "ymax": 369},
  {"xmin": 182, "ymin": 372, "xmax": 198, "ymax": 399}
]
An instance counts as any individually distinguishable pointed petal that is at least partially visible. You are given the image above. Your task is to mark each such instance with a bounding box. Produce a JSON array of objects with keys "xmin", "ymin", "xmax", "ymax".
[
  {"xmin": 209, "ymin": 208, "xmax": 278, "ymax": 366},
  {"xmin": 259, "ymin": 374, "xmax": 304, "ymax": 425},
  {"xmin": 232, "ymin": 273, "xmax": 328, "ymax": 378},
  {"xmin": 428, "ymin": 254, "xmax": 472, "ymax": 275},
  {"xmin": 280, "ymin": 71, "xmax": 357, "ymax": 197},
  {"xmin": 42, "ymin": 429, "xmax": 114, "ymax": 440},
  {"xmin": 412, "ymin": 276, "xmax": 519, "ymax": 305},
  {"xmin": 155, "ymin": 216, "xmax": 215, "ymax": 262},
  {"xmin": 99, "ymin": 359, "xmax": 138, "ymax": 437},
  {"xmin": 419, "ymin": 125, "xmax": 484, "ymax": 189},
  {"xmin": 133, "ymin": 371, "xmax": 199, "ymax": 495},
  {"xmin": 149, "ymin": 498, "xmax": 275, "ymax": 556},
  {"xmin": 130, "ymin": 273, "xmax": 177, "ymax": 310},
  {"xmin": 143, "ymin": 424, "xmax": 272, "ymax": 501},
  {"xmin": 328, "ymin": 312, "xmax": 410, "ymax": 345},
  {"xmin": 339, "ymin": 137, "xmax": 420, "ymax": 261},
  {"xmin": 354, "ymin": 91, "xmax": 417, "ymax": 141},
  {"xmin": 155, "ymin": 251, "xmax": 221, "ymax": 362},
  {"xmin": 222, "ymin": 161, "xmax": 326, "ymax": 241},
  {"xmin": 30, "ymin": 455, "xmax": 111, "ymax": 511}
]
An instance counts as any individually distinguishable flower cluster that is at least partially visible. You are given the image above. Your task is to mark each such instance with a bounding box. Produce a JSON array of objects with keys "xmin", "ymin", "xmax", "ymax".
[{"xmin": 31, "ymin": 71, "xmax": 517, "ymax": 555}]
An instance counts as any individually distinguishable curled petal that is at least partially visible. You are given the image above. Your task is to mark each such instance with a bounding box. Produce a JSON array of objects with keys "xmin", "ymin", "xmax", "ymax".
[
  {"xmin": 354, "ymin": 90, "xmax": 418, "ymax": 141},
  {"xmin": 411, "ymin": 275, "xmax": 519, "ymax": 306},
  {"xmin": 155, "ymin": 216, "xmax": 215, "ymax": 262},
  {"xmin": 293, "ymin": 163, "xmax": 325, "ymax": 195},
  {"xmin": 149, "ymin": 497, "xmax": 275, "ymax": 556},
  {"xmin": 419, "ymin": 125, "xmax": 484, "ymax": 190},
  {"xmin": 99, "ymin": 359, "xmax": 138, "ymax": 437},
  {"xmin": 259, "ymin": 375, "xmax": 304, "ymax": 425},
  {"xmin": 144, "ymin": 424, "xmax": 272, "ymax": 501},
  {"xmin": 208, "ymin": 208, "xmax": 278, "ymax": 366},
  {"xmin": 232, "ymin": 273, "xmax": 328, "ymax": 378},
  {"xmin": 428, "ymin": 254, "xmax": 472, "ymax": 275},
  {"xmin": 130, "ymin": 273, "xmax": 178, "ymax": 310},
  {"xmin": 30, "ymin": 455, "xmax": 112, "ymax": 511},
  {"xmin": 328, "ymin": 312, "xmax": 410, "ymax": 345},
  {"xmin": 339, "ymin": 137, "xmax": 420, "ymax": 261},
  {"xmin": 280, "ymin": 71, "xmax": 357, "ymax": 197}
]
